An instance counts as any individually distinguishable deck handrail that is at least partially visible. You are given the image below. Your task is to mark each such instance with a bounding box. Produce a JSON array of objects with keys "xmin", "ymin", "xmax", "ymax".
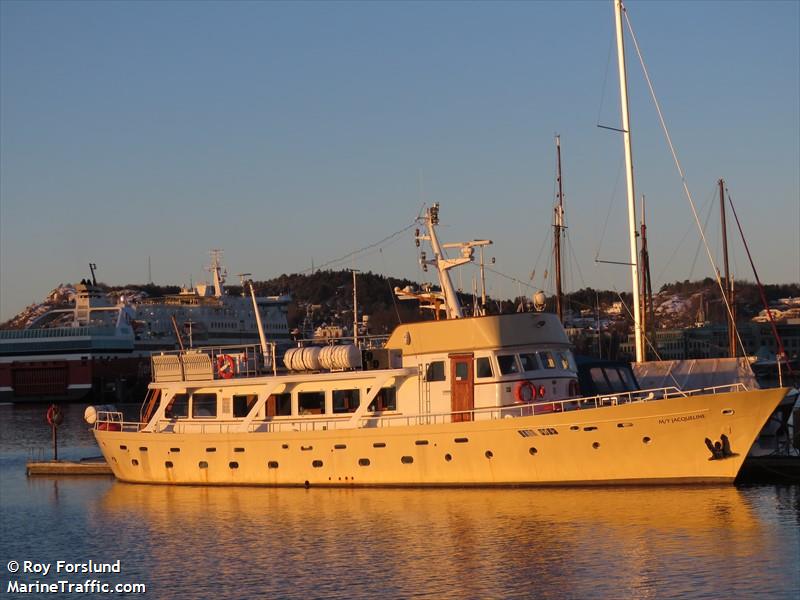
[{"xmin": 93, "ymin": 382, "xmax": 748, "ymax": 434}]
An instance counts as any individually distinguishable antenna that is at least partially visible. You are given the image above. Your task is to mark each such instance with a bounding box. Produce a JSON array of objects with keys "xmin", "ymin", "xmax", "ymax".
[
  {"xmin": 554, "ymin": 134, "xmax": 566, "ymax": 323},
  {"xmin": 148, "ymin": 256, "xmax": 152, "ymax": 284},
  {"xmin": 89, "ymin": 263, "xmax": 97, "ymax": 286},
  {"xmin": 352, "ymin": 269, "xmax": 360, "ymax": 347}
]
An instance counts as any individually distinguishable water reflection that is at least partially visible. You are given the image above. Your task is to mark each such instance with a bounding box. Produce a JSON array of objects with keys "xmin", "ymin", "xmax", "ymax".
[
  {"xmin": 94, "ymin": 484, "xmax": 786, "ymax": 599},
  {"xmin": 2, "ymin": 401, "xmax": 798, "ymax": 599}
]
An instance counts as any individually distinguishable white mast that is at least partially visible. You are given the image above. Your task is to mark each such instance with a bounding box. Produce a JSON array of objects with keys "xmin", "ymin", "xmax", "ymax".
[
  {"xmin": 614, "ymin": 0, "xmax": 644, "ymax": 363},
  {"xmin": 415, "ymin": 204, "xmax": 491, "ymax": 320},
  {"xmin": 247, "ymin": 278, "xmax": 270, "ymax": 357},
  {"xmin": 209, "ymin": 249, "xmax": 226, "ymax": 298}
]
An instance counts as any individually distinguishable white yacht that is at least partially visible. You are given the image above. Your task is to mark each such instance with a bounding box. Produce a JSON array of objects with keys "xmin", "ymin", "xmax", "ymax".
[{"xmin": 88, "ymin": 205, "xmax": 788, "ymax": 486}]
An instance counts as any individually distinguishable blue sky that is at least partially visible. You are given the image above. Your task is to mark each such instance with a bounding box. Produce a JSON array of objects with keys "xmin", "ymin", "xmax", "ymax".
[{"xmin": 1, "ymin": 0, "xmax": 798, "ymax": 321}]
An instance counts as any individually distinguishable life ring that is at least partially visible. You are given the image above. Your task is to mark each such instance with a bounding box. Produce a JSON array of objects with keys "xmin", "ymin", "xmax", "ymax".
[
  {"xmin": 216, "ymin": 354, "xmax": 236, "ymax": 379},
  {"xmin": 513, "ymin": 380, "xmax": 536, "ymax": 404},
  {"xmin": 46, "ymin": 404, "xmax": 64, "ymax": 427}
]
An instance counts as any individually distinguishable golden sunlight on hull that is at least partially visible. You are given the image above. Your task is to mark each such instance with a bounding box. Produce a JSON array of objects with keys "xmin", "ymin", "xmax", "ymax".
[{"xmin": 94, "ymin": 387, "xmax": 786, "ymax": 486}]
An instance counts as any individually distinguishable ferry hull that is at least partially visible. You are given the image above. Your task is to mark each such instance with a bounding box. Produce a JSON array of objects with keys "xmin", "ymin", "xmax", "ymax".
[
  {"xmin": 93, "ymin": 387, "xmax": 786, "ymax": 486},
  {"xmin": 0, "ymin": 354, "xmax": 148, "ymax": 404}
]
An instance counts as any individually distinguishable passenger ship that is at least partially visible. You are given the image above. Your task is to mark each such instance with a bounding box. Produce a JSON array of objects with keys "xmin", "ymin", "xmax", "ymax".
[
  {"xmin": 0, "ymin": 251, "xmax": 290, "ymax": 403},
  {"xmin": 89, "ymin": 205, "xmax": 788, "ymax": 486}
]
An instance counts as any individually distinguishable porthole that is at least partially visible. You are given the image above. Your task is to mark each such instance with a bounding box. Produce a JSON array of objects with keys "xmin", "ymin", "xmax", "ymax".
[
  {"xmin": 199, "ymin": 461, "xmax": 208, "ymax": 469},
  {"xmin": 643, "ymin": 436, "xmax": 652, "ymax": 445},
  {"xmin": 454, "ymin": 437, "xmax": 469, "ymax": 444},
  {"xmin": 281, "ymin": 444, "xmax": 289, "ymax": 449},
  {"xmin": 401, "ymin": 456, "xmax": 414, "ymax": 464},
  {"xmin": 444, "ymin": 454, "xmax": 452, "ymax": 462},
  {"xmin": 617, "ymin": 423, "xmax": 633, "ymax": 428},
  {"xmin": 569, "ymin": 426, "xmax": 579, "ymax": 431},
  {"xmin": 592, "ymin": 442, "xmax": 600, "ymax": 450},
  {"xmin": 139, "ymin": 447, "xmax": 148, "ymax": 452},
  {"xmin": 206, "ymin": 447, "xmax": 217, "ymax": 453},
  {"xmin": 584, "ymin": 426, "xmax": 597, "ymax": 432},
  {"xmin": 415, "ymin": 440, "xmax": 429, "ymax": 446},
  {"xmin": 234, "ymin": 447, "xmax": 245, "ymax": 453},
  {"xmin": 373, "ymin": 442, "xmax": 386, "ymax": 448},
  {"xmin": 131, "ymin": 459, "xmax": 139, "ymax": 466},
  {"xmin": 485, "ymin": 450, "xmax": 494, "ymax": 459},
  {"xmin": 358, "ymin": 458, "xmax": 370, "ymax": 466},
  {"xmin": 529, "ymin": 447, "xmax": 538, "ymax": 456},
  {"xmin": 229, "ymin": 461, "xmax": 239, "ymax": 469},
  {"xmin": 722, "ymin": 409, "xmax": 735, "ymax": 416},
  {"xmin": 165, "ymin": 461, "xmax": 173, "ymax": 468},
  {"xmin": 312, "ymin": 460, "xmax": 323, "ymax": 468},
  {"xmin": 301, "ymin": 446, "xmax": 313, "ymax": 451},
  {"xmin": 170, "ymin": 447, "xmax": 181, "ymax": 453},
  {"xmin": 334, "ymin": 444, "xmax": 347, "ymax": 450},
  {"xmin": 119, "ymin": 445, "xmax": 127, "ymax": 450},
  {"xmin": 267, "ymin": 461, "xmax": 279, "ymax": 469}
]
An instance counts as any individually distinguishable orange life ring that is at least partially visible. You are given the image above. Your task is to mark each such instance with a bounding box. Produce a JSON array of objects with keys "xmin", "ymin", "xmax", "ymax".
[
  {"xmin": 216, "ymin": 354, "xmax": 236, "ymax": 379},
  {"xmin": 513, "ymin": 380, "xmax": 536, "ymax": 404}
]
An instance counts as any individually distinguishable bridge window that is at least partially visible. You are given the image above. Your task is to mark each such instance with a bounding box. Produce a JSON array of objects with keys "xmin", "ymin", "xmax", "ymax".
[
  {"xmin": 165, "ymin": 393, "xmax": 189, "ymax": 418},
  {"xmin": 333, "ymin": 389, "xmax": 360, "ymax": 413},
  {"xmin": 537, "ymin": 351, "xmax": 557, "ymax": 369},
  {"xmin": 475, "ymin": 357, "xmax": 493, "ymax": 378},
  {"xmin": 299, "ymin": 391, "xmax": 325, "ymax": 415},
  {"xmin": 497, "ymin": 355, "xmax": 519, "ymax": 375},
  {"xmin": 425, "ymin": 361, "xmax": 446, "ymax": 382},
  {"xmin": 192, "ymin": 393, "xmax": 217, "ymax": 418},
  {"xmin": 519, "ymin": 353, "xmax": 540, "ymax": 372}
]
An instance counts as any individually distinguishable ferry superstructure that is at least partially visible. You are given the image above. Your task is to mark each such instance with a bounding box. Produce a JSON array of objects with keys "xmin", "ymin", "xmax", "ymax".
[
  {"xmin": 89, "ymin": 205, "xmax": 787, "ymax": 486},
  {"xmin": 0, "ymin": 251, "xmax": 290, "ymax": 403}
]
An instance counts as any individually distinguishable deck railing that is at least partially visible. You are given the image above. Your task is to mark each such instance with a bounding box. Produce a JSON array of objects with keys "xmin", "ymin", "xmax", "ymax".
[
  {"xmin": 0, "ymin": 326, "xmax": 120, "ymax": 340},
  {"xmin": 151, "ymin": 344, "xmax": 275, "ymax": 382},
  {"xmin": 92, "ymin": 383, "xmax": 748, "ymax": 434}
]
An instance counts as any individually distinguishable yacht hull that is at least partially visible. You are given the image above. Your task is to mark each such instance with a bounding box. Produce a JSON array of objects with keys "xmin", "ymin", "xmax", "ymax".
[{"xmin": 94, "ymin": 387, "xmax": 787, "ymax": 486}]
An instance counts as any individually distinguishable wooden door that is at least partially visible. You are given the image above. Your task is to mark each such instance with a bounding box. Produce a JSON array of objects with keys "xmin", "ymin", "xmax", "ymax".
[{"xmin": 450, "ymin": 353, "xmax": 474, "ymax": 422}]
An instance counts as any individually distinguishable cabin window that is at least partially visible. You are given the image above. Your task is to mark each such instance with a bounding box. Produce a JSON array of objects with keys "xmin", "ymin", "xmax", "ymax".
[
  {"xmin": 519, "ymin": 353, "xmax": 540, "ymax": 372},
  {"xmin": 561, "ymin": 351, "xmax": 577, "ymax": 371},
  {"xmin": 588, "ymin": 367, "xmax": 612, "ymax": 395},
  {"xmin": 497, "ymin": 355, "xmax": 519, "ymax": 375},
  {"xmin": 604, "ymin": 368, "xmax": 627, "ymax": 393},
  {"xmin": 475, "ymin": 357, "xmax": 493, "ymax": 378},
  {"xmin": 619, "ymin": 368, "xmax": 638, "ymax": 391},
  {"xmin": 298, "ymin": 391, "xmax": 325, "ymax": 415},
  {"xmin": 192, "ymin": 393, "xmax": 217, "ymax": 418},
  {"xmin": 165, "ymin": 394, "xmax": 189, "ymax": 419},
  {"xmin": 272, "ymin": 393, "xmax": 292, "ymax": 416},
  {"xmin": 368, "ymin": 387, "xmax": 397, "ymax": 411},
  {"xmin": 233, "ymin": 394, "xmax": 257, "ymax": 418},
  {"xmin": 425, "ymin": 361, "xmax": 446, "ymax": 382},
  {"xmin": 537, "ymin": 351, "xmax": 557, "ymax": 369},
  {"xmin": 333, "ymin": 389, "xmax": 360, "ymax": 414}
]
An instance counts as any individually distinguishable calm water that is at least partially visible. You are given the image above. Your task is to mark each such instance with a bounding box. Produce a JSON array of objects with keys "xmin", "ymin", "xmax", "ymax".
[{"xmin": 1, "ymin": 403, "xmax": 798, "ymax": 599}]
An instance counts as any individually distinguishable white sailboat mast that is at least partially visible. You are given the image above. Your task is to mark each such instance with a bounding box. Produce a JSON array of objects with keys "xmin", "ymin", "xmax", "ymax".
[{"xmin": 614, "ymin": 0, "xmax": 644, "ymax": 363}]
